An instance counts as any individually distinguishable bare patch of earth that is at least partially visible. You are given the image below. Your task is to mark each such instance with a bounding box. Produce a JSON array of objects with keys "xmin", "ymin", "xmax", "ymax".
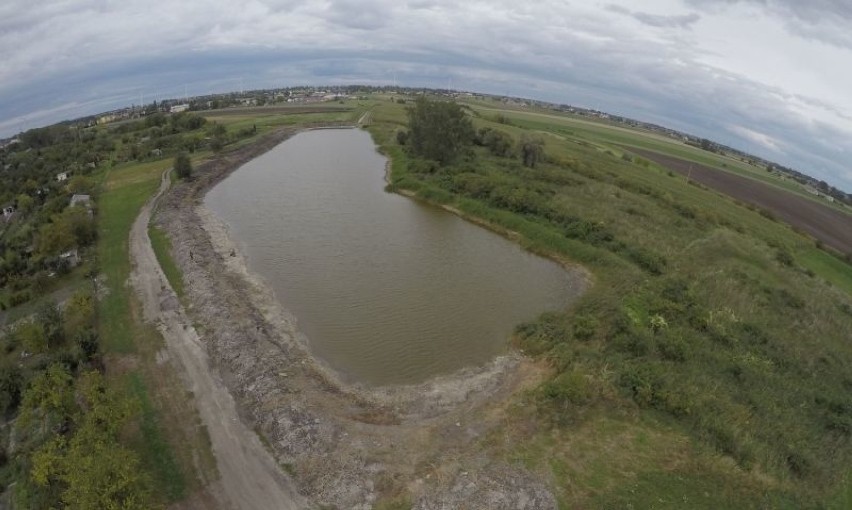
[{"xmin": 153, "ymin": 126, "xmax": 575, "ymax": 508}]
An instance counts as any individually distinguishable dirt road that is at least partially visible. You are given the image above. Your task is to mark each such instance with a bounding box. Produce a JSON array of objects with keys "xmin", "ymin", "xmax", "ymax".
[{"xmin": 129, "ymin": 169, "xmax": 307, "ymax": 510}]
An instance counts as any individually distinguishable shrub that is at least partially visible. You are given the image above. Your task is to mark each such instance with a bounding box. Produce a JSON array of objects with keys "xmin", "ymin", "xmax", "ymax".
[
  {"xmin": 775, "ymin": 249, "xmax": 795, "ymax": 267},
  {"xmin": 174, "ymin": 152, "xmax": 192, "ymax": 180},
  {"xmin": 395, "ymin": 130, "xmax": 408, "ymax": 146},
  {"xmin": 543, "ymin": 369, "xmax": 596, "ymax": 408},
  {"xmin": 572, "ymin": 315, "xmax": 598, "ymax": 341}
]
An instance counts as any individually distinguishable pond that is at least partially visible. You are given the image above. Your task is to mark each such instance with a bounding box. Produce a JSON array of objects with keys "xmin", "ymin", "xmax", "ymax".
[{"xmin": 205, "ymin": 128, "xmax": 585, "ymax": 386}]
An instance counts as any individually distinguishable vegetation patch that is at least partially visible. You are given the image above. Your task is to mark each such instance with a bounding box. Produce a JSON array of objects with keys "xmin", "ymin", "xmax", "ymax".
[{"xmin": 370, "ymin": 96, "xmax": 852, "ymax": 506}]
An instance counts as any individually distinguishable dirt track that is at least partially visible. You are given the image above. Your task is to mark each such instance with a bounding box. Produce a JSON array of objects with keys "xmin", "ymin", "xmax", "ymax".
[
  {"xmin": 130, "ymin": 169, "xmax": 307, "ymax": 510},
  {"xmin": 628, "ymin": 147, "xmax": 852, "ymax": 256}
]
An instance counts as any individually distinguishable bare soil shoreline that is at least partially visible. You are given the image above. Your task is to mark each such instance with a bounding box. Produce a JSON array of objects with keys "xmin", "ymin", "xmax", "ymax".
[{"xmin": 153, "ymin": 125, "xmax": 584, "ymax": 508}]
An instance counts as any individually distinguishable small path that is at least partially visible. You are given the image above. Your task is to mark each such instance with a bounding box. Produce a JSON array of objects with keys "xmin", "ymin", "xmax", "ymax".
[{"xmin": 129, "ymin": 169, "xmax": 307, "ymax": 510}]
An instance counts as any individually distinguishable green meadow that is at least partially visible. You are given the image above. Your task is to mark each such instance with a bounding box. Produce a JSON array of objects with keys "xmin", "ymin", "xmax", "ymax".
[{"xmin": 369, "ymin": 96, "xmax": 852, "ymax": 508}]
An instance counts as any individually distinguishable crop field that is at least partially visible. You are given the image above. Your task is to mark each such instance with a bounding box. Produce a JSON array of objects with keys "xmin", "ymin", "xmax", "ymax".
[
  {"xmin": 465, "ymin": 101, "xmax": 851, "ymax": 213},
  {"xmin": 629, "ymin": 147, "xmax": 852, "ymax": 256}
]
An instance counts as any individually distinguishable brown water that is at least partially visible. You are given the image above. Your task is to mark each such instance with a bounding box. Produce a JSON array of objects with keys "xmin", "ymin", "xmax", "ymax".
[{"xmin": 205, "ymin": 129, "xmax": 585, "ymax": 386}]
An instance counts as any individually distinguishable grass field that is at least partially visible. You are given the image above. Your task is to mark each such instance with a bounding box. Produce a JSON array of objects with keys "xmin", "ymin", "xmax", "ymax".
[
  {"xmin": 149, "ymin": 223, "xmax": 184, "ymax": 301},
  {"xmin": 97, "ymin": 159, "xmax": 170, "ymax": 352},
  {"xmin": 95, "ymin": 157, "xmax": 193, "ymax": 505},
  {"xmin": 368, "ymin": 96, "xmax": 852, "ymax": 508},
  {"xmin": 465, "ymin": 102, "xmax": 851, "ymax": 215}
]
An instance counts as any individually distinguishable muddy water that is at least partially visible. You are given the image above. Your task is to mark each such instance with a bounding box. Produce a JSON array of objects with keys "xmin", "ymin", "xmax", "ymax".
[{"xmin": 206, "ymin": 129, "xmax": 584, "ymax": 386}]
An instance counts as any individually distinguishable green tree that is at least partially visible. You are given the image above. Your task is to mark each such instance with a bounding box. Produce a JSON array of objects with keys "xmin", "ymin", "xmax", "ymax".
[
  {"xmin": 406, "ymin": 97, "xmax": 474, "ymax": 164},
  {"xmin": 63, "ymin": 291, "xmax": 95, "ymax": 340},
  {"xmin": 0, "ymin": 363, "xmax": 23, "ymax": 414},
  {"xmin": 476, "ymin": 128, "xmax": 514, "ymax": 157},
  {"xmin": 37, "ymin": 302, "xmax": 64, "ymax": 349},
  {"xmin": 29, "ymin": 371, "xmax": 155, "ymax": 510},
  {"xmin": 66, "ymin": 175, "xmax": 94, "ymax": 195},
  {"xmin": 16, "ymin": 194, "xmax": 35, "ymax": 214},
  {"xmin": 18, "ymin": 364, "xmax": 75, "ymax": 429},
  {"xmin": 519, "ymin": 135, "xmax": 545, "ymax": 168},
  {"xmin": 16, "ymin": 320, "xmax": 47, "ymax": 354},
  {"xmin": 174, "ymin": 152, "xmax": 192, "ymax": 180},
  {"xmin": 63, "ymin": 206, "xmax": 97, "ymax": 247},
  {"xmin": 36, "ymin": 219, "xmax": 75, "ymax": 258}
]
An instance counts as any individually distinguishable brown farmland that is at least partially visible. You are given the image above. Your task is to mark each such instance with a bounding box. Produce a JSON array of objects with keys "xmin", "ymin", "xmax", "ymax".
[{"xmin": 628, "ymin": 147, "xmax": 852, "ymax": 256}]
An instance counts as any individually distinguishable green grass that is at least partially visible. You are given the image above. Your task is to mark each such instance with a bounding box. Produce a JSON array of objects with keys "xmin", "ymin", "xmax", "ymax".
[
  {"xmin": 466, "ymin": 103, "xmax": 851, "ymax": 214},
  {"xmin": 370, "ymin": 98, "xmax": 852, "ymax": 507},
  {"xmin": 149, "ymin": 224, "xmax": 184, "ymax": 300},
  {"xmin": 797, "ymin": 247, "xmax": 852, "ymax": 295},
  {"xmin": 95, "ymin": 157, "xmax": 196, "ymax": 505},
  {"xmin": 97, "ymin": 160, "xmax": 169, "ymax": 353},
  {"xmin": 126, "ymin": 372, "xmax": 186, "ymax": 502}
]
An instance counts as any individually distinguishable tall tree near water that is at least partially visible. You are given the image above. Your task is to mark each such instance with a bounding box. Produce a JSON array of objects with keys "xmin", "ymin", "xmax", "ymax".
[{"xmin": 406, "ymin": 97, "xmax": 474, "ymax": 164}]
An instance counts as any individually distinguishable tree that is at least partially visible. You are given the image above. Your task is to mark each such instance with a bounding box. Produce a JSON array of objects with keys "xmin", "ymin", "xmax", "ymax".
[
  {"xmin": 475, "ymin": 128, "xmax": 514, "ymax": 157},
  {"xmin": 16, "ymin": 194, "xmax": 35, "ymax": 214},
  {"xmin": 519, "ymin": 135, "xmax": 545, "ymax": 168},
  {"xmin": 36, "ymin": 302, "xmax": 64, "ymax": 350},
  {"xmin": 66, "ymin": 175, "xmax": 94, "ymax": 195},
  {"xmin": 16, "ymin": 320, "xmax": 47, "ymax": 354},
  {"xmin": 406, "ymin": 97, "xmax": 474, "ymax": 164},
  {"xmin": 36, "ymin": 219, "xmax": 75, "ymax": 258},
  {"xmin": 209, "ymin": 123, "xmax": 227, "ymax": 152},
  {"xmin": 29, "ymin": 371, "xmax": 155, "ymax": 510},
  {"xmin": 63, "ymin": 291, "xmax": 95, "ymax": 340},
  {"xmin": 174, "ymin": 152, "xmax": 192, "ymax": 180},
  {"xmin": 0, "ymin": 363, "xmax": 23, "ymax": 414}
]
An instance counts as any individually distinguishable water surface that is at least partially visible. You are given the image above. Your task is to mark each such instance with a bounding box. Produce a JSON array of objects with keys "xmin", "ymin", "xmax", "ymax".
[{"xmin": 206, "ymin": 129, "xmax": 583, "ymax": 386}]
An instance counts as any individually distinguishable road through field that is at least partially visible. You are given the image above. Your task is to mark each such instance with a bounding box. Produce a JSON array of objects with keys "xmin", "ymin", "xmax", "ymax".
[{"xmin": 130, "ymin": 169, "xmax": 306, "ymax": 510}]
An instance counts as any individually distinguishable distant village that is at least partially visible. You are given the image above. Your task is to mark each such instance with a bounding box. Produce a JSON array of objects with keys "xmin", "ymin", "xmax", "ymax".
[{"xmin": 1, "ymin": 85, "xmax": 849, "ymax": 206}]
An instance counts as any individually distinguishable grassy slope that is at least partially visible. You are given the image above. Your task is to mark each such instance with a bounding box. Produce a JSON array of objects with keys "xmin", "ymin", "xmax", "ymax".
[
  {"xmin": 96, "ymin": 158, "xmax": 194, "ymax": 504},
  {"xmin": 369, "ymin": 98, "xmax": 852, "ymax": 508},
  {"xmin": 149, "ymin": 223, "xmax": 184, "ymax": 301},
  {"xmin": 468, "ymin": 103, "xmax": 852, "ymax": 215}
]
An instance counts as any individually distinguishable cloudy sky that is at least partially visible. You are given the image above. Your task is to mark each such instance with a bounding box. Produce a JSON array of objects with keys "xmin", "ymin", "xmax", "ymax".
[{"xmin": 1, "ymin": 0, "xmax": 850, "ymax": 190}]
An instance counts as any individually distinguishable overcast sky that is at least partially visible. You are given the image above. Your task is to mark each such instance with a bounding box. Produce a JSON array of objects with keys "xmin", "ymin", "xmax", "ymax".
[{"xmin": 1, "ymin": 0, "xmax": 850, "ymax": 190}]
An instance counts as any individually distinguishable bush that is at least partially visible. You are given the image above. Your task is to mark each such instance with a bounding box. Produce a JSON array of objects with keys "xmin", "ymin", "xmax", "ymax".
[
  {"xmin": 543, "ymin": 370, "xmax": 595, "ymax": 407},
  {"xmin": 174, "ymin": 152, "xmax": 192, "ymax": 180},
  {"xmin": 775, "ymin": 249, "xmax": 795, "ymax": 267},
  {"xmin": 396, "ymin": 130, "xmax": 408, "ymax": 146}
]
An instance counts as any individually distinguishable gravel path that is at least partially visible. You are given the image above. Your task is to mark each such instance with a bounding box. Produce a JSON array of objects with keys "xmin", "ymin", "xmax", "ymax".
[{"xmin": 130, "ymin": 168, "xmax": 307, "ymax": 510}]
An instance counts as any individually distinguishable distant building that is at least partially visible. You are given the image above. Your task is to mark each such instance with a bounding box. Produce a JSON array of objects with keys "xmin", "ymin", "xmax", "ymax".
[
  {"xmin": 59, "ymin": 249, "xmax": 80, "ymax": 268},
  {"xmin": 70, "ymin": 194, "xmax": 91, "ymax": 207},
  {"xmin": 56, "ymin": 171, "xmax": 69, "ymax": 182},
  {"xmin": 170, "ymin": 104, "xmax": 190, "ymax": 113},
  {"xmin": 97, "ymin": 114, "xmax": 118, "ymax": 125}
]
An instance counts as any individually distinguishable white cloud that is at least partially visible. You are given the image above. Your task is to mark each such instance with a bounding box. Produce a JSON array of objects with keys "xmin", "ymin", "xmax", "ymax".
[
  {"xmin": 728, "ymin": 125, "xmax": 783, "ymax": 152},
  {"xmin": 0, "ymin": 0, "xmax": 851, "ymax": 189}
]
